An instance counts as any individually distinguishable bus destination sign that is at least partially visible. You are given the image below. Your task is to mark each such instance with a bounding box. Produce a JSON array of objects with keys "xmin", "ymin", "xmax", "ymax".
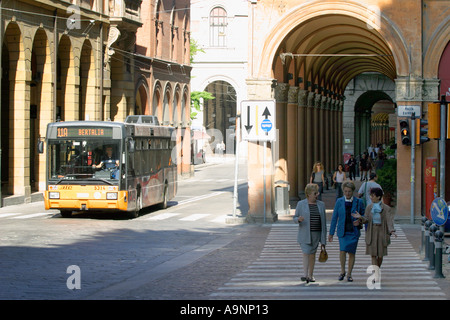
[{"xmin": 56, "ymin": 127, "xmax": 113, "ymax": 138}]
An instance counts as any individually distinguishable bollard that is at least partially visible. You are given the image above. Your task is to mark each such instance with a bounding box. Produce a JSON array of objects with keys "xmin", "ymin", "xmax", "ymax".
[
  {"xmin": 424, "ymin": 220, "xmax": 432, "ymax": 262},
  {"xmin": 434, "ymin": 230, "xmax": 445, "ymax": 278},
  {"xmin": 429, "ymin": 224, "xmax": 437, "ymax": 270},
  {"xmin": 421, "ymin": 217, "xmax": 427, "ymax": 256}
]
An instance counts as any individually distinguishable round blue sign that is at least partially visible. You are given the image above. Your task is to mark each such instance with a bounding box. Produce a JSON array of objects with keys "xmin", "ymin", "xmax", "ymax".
[
  {"xmin": 261, "ymin": 119, "xmax": 272, "ymax": 132},
  {"xmin": 430, "ymin": 197, "xmax": 449, "ymax": 226}
]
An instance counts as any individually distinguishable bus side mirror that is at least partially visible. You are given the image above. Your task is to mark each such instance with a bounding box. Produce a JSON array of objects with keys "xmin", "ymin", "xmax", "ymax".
[
  {"xmin": 37, "ymin": 140, "xmax": 44, "ymax": 154},
  {"xmin": 128, "ymin": 139, "xmax": 135, "ymax": 153}
]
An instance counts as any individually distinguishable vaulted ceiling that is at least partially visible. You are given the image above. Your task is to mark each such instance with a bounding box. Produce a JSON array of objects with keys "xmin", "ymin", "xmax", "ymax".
[{"xmin": 275, "ymin": 14, "xmax": 396, "ymax": 96}]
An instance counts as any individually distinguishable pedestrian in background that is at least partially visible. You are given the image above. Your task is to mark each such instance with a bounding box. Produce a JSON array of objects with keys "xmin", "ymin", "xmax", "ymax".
[
  {"xmin": 358, "ymin": 172, "xmax": 382, "ymax": 207},
  {"xmin": 332, "ymin": 164, "xmax": 347, "ymax": 200},
  {"xmin": 352, "ymin": 187, "xmax": 396, "ymax": 268},
  {"xmin": 359, "ymin": 154, "xmax": 368, "ymax": 181},
  {"xmin": 346, "ymin": 154, "xmax": 357, "ymax": 180},
  {"xmin": 328, "ymin": 181, "xmax": 365, "ymax": 282},
  {"xmin": 310, "ymin": 162, "xmax": 325, "ymax": 201},
  {"xmin": 294, "ymin": 183, "xmax": 327, "ymax": 284}
]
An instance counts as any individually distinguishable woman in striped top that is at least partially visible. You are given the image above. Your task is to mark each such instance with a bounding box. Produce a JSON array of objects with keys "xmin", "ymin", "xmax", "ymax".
[{"xmin": 294, "ymin": 183, "xmax": 327, "ymax": 283}]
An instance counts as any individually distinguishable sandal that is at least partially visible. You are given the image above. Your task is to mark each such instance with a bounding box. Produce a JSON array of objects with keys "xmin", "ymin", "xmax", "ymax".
[
  {"xmin": 347, "ymin": 276, "xmax": 353, "ymax": 282},
  {"xmin": 338, "ymin": 273, "xmax": 346, "ymax": 281}
]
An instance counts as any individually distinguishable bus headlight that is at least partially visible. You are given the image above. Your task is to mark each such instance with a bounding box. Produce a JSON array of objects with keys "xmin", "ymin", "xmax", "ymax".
[
  {"xmin": 49, "ymin": 192, "xmax": 60, "ymax": 199},
  {"xmin": 106, "ymin": 192, "xmax": 118, "ymax": 200}
]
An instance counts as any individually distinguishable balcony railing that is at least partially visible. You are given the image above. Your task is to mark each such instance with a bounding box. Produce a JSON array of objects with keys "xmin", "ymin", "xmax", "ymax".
[{"xmin": 109, "ymin": 0, "xmax": 142, "ymax": 27}]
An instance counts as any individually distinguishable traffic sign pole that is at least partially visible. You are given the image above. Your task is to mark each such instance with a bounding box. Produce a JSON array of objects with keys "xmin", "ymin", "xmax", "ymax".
[{"xmin": 240, "ymin": 100, "xmax": 276, "ymax": 223}]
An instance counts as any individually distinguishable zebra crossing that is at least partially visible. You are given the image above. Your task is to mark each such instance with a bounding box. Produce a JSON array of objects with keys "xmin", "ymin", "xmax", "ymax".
[
  {"xmin": 0, "ymin": 210, "xmax": 230, "ymax": 223},
  {"xmin": 210, "ymin": 224, "xmax": 447, "ymax": 300},
  {"xmin": 0, "ymin": 211, "xmax": 56, "ymax": 220},
  {"xmin": 144, "ymin": 212, "xmax": 229, "ymax": 223}
]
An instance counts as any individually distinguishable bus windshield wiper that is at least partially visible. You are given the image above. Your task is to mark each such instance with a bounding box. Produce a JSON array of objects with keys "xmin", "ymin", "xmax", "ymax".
[
  {"xmin": 54, "ymin": 174, "xmax": 77, "ymax": 185},
  {"xmin": 87, "ymin": 178, "xmax": 114, "ymax": 185}
]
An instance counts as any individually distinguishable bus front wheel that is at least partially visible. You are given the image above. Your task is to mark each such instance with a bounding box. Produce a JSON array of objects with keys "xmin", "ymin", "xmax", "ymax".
[
  {"xmin": 60, "ymin": 210, "xmax": 72, "ymax": 218},
  {"xmin": 127, "ymin": 196, "xmax": 141, "ymax": 219},
  {"xmin": 160, "ymin": 184, "xmax": 168, "ymax": 209}
]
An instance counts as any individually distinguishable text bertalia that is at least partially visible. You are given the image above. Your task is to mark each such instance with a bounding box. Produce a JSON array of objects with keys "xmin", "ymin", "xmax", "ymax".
[{"xmin": 180, "ymin": 304, "xmax": 269, "ymax": 318}]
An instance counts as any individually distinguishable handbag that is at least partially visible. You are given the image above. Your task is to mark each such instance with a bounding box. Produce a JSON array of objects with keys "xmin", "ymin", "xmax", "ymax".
[{"xmin": 318, "ymin": 244, "xmax": 328, "ymax": 263}]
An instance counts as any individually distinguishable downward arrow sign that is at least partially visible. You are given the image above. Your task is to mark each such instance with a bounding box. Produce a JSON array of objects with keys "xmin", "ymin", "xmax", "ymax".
[{"xmin": 244, "ymin": 105, "xmax": 253, "ymax": 134}]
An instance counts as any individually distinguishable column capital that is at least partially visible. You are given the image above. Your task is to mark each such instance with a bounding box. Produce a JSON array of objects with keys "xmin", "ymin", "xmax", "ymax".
[
  {"xmin": 395, "ymin": 76, "xmax": 423, "ymax": 102},
  {"xmin": 320, "ymin": 95, "xmax": 328, "ymax": 109},
  {"xmin": 298, "ymin": 89, "xmax": 308, "ymax": 107},
  {"xmin": 422, "ymin": 78, "xmax": 440, "ymax": 102},
  {"xmin": 314, "ymin": 93, "xmax": 322, "ymax": 108},
  {"xmin": 307, "ymin": 91, "xmax": 316, "ymax": 107},
  {"xmin": 274, "ymin": 82, "xmax": 289, "ymax": 103},
  {"xmin": 288, "ymin": 86, "xmax": 299, "ymax": 104},
  {"xmin": 329, "ymin": 97, "xmax": 335, "ymax": 111}
]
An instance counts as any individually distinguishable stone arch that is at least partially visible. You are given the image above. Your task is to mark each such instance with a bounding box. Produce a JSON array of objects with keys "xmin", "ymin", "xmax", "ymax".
[
  {"xmin": 257, "ymin": 0, "xmax": 409, "ymax": 81},
  {"xmin": 353, "ymin": 89, "xmax": 395, "ymax": 156},
  {"xmin": 135, "ymin": 76, "xmax": 149, "ymax": 115},
  {"xmin": 2, "ymin": 22, "xmax": 27, "ymax": 195},
  {"xmin": 58, "ymin": 34, "xmax": 76, "ymax": 121},
  {"xmin": 423, "ymin": 18, "xmax": 450, "ymax": 78},
  {"xmin": 152, "ymin": 80, "xmax": 162, "ymax": 120},
  {"xmin": 162, "ymin": 82, "xmax": 172, "ymax": 125},
  {"xmin": 79, "ymin": 39, "xmax": 96, "ymax": 120},
  {"xmin": 181, "ymin": 84, "xmax": 189, "ymax": 126},
  {"xmin": 172, "ymin": 83, "xmax": 181, "ymax": 126},
  {"xmin": 30, "ymin": 27, "xmax": 52, "ymax": 192}
]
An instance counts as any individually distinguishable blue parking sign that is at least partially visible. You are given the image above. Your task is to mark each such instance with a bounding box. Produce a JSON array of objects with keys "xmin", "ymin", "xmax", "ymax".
[
  {"xmin": 261, "ymin": 119, "xmax": 272, "ymax": 132},
  {"xmin": 430, "ymin": 197, "xmax": 449, "ymax": 226}
]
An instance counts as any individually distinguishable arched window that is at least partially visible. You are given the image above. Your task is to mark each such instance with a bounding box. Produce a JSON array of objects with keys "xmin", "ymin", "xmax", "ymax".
[{"xmin": 209, "ymin": 7, "xmax": 227, "ymax": 47}]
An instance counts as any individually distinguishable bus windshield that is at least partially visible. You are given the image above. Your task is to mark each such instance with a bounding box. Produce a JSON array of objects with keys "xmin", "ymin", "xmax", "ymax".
[{"xmin": 48, "ymin": 139, "xmax": 121, "ymax": 183}]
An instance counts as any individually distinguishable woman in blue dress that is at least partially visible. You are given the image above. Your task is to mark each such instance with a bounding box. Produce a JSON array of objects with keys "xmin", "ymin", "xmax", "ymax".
[{"xmin": 328, "ymin": 181, "xmax": 365, "ymax": 282}]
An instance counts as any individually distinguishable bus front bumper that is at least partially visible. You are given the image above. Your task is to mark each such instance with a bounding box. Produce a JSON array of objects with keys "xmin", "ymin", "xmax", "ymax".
[{"xmin": 44, "ymin": 191, "xmax": 128, "ymax": 212}]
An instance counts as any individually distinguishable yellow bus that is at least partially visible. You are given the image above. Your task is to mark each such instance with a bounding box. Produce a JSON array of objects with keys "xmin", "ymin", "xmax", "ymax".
[{"xmin": 42, "ymin": 116, "xmax": 177, "ymax": 218}]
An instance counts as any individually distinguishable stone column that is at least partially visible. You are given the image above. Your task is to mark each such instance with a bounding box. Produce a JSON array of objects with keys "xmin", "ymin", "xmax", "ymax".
[
  {"xmin": 64, "ymin": 73, "xmax": 80, "ymax": 121},
  {"xmin": 320, "ymin": 95, "xmax": 328, "ymax": 172},
  {"xmin": 297, "ymin": 89, "xmax": 308, "ymax": 197},
  {"xmin": 319, "ymin": 95, "xmax": 325, "ymax": 171},
  {"xmin": 330, "ymin": 97, "xmax": 337, "ymax": 171},
  {"xmin": 287, "ymin": 86, "xmax": 299, "ymax": 198},
  {"xmin": 395, "ymin": 76, "xmax": 425, "ymax": 222},
  {"xmin": 246, "ymin": 78, "xmax": 277, "ymax": 223},
  {"xmin": 305, "ymin": 92, "xmax": 315, "ymax": 179},
  {"xmin": 10, "ymin": 64, "xmax": 31, "ymax": 199},
  {"xmin": 323, "ymin": 96, "xmax": 330, "ymax": 173},
  {"xmin": 274, "ymin": 83, "xmax": 289, "ymax": 184},
  {"xmin": 336, "ymin": 99, "xmax": 344, "ymax": 163},
  {"xmin": 313, "ymin": 94, "xmax": 321, "ymax": 163}
]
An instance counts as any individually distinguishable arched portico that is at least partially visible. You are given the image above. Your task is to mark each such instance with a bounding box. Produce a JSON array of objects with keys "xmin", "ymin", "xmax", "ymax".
[{"xmin": 245, "ymin": 1, "xmax": 421, "ymax": 223}]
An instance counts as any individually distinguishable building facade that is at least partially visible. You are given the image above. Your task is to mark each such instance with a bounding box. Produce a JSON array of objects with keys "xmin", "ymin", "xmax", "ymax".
[
  {"xmin": 135, "ymin": 0, "xmax": 191, "ymax": 177},
  {"xmin": 244, "ymin": 0, "xmax": 449, "ymax": 222},
  {"xmin": 0, "ymin": 0, "xmax": 191, "ymax": 205},
  {"xmin": 190, "ymin": 0, "xmax": 249, "ymax": 153}
]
